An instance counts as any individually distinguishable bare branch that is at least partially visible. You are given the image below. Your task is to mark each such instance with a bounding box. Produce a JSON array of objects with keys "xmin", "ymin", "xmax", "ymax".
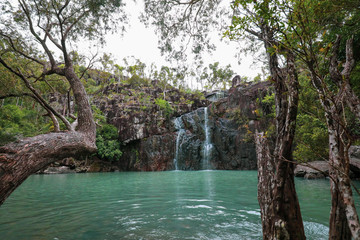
[
  {"xmin": 18, "ymin": 0, "xmax": 57, "ymax": 68},
  {"xmin": 0, "ymin": 93, "xmax": 36, "ymax": 100},
  {"xmin": 0, "ymin": 33, "xmax": 45, "ymax": 66}
]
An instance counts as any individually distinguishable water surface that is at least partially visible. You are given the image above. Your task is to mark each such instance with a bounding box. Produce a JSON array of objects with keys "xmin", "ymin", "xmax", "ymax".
[{"xmin": 0, "ymin": 171, "xmax": 355, "ymax": 239}]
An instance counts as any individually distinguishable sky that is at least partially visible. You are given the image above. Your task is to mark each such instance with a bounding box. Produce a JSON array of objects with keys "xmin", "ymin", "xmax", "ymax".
[{"xmin": 101, "ymin": 1, "xmax": 264, "ymax": 89}]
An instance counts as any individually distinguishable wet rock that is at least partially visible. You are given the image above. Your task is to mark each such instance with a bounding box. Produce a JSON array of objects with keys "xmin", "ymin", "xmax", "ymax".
[
  {"xmin": 43, "ymin": 166, "xmax": 75, "ymax": 174},
  {"xmin": 294, "ymin": 161, "xmax": 329, "ymax": 179}
]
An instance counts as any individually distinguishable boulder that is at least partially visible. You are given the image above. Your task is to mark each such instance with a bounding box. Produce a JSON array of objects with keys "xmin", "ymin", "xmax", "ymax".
[
  {"xmin": 294, "ymin": 161, "xmax": 329, "ymax": 179},
  {"xmin": 295, "ymin": 147, "xmax": 360, "ymax": 179}
]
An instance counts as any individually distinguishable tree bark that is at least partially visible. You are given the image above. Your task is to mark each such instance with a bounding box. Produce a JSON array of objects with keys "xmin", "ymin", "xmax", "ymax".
[
  {"xmin": 0, "ymin": 132, "xmax": 96, "ymax": 205},
  {"xmin": 256, "ymin": 24, "xmax": 305, "ymax": 239},
  {"xmin": 327, "ymin": 107, "xmax": 360, "ymax": 239},
  {"xmin": 0, "ymin": 65, "xmax": 96, "ymax": 206},
  {"xmin": 327, "ymin": 121, "xmax": 352, "ymax": 240},
  {"xmin": 307, "ymin": 36, "xmax": 360, "ymax": 239}
]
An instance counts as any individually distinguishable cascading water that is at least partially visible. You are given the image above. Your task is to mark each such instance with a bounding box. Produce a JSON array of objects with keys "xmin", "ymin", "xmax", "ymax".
[
  {"xmin": 173, "ymin": 117, "xmax": 185, "ymax": 170},
  {"xmin": 203, "ymin": 107, "xmax": 213, "ymax": 170}
]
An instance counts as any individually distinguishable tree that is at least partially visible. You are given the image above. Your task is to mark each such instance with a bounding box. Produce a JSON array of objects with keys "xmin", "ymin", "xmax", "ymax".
[
  {"xmin": 200, "ymin": 62, "xmax": 234, "ymax": 90},
  {"xmin": 0, "ymin": 0, "xmax": 127, "ymax": 205},
  {"xmin": 142, "ymin": 0, "xmax": 227, "ymax": 62},
  {"xmin": 264, "ymin": 1, "xmax": 360, "ymax": 238},
  {"xmin": 227, "ymin": 1, "xmax": 307, "ymax": 238}
]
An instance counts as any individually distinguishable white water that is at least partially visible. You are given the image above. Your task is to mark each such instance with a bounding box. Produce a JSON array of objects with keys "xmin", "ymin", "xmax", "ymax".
[
  {"xmin": 173, "ymin": 117, "xmax": 185, "ymax": 170},
  {"xmin": 203, "ymin": 107, "xmax": 213, "ymax": 169}
]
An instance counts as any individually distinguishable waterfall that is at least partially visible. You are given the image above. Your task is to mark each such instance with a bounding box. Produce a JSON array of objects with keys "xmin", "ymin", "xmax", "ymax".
[
  {"xmin": 173, "ymin": 117, "xmax": 185, "ymax": 170},
  {"xmin": 203, "ymin": 107, "xmax": 213, "ymax": 169}
]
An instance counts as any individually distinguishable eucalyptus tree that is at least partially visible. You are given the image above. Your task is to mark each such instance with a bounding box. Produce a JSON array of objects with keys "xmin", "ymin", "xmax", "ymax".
[
  {"xmin": 278, "ymin": 1, "xmax": 360, "ymax": 238},
  {"xmin": 227, "ymin": 1, "xmax": 306, "ymax": 238},
  {"xmin": 142, "ymin": 0, "xmax": 229, "ymax": 65},
  {"xmin": 0, "ymin": 0, "xmax": 128, "ymax": 206},
  {"xmin": 199, "ymin": 62, "xmax": 234, "ymax": 90},
  {"xmin": 229, "ymin": 0, "xmax": 360, "ymax": 239}
]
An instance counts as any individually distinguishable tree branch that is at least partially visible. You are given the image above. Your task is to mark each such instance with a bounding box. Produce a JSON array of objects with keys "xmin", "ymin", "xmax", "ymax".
[
  {"xmin": 18, "ymin": 0, "xmax": 57, "ymax": 68},
  {"xmin": 0, "ymin": 57, "xmax": 73, "ymax": 131}
]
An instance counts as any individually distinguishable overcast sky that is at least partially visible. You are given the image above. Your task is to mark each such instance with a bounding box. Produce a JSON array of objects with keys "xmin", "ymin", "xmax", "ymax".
[{"xmin": 101, "ymin": 1, "xmax": 264, "ymax": 88}]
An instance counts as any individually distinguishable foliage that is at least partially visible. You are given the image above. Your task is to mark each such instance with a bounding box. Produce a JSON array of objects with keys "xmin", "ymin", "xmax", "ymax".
[
  {"xmin": 0, "ymin": 103, "xmax": 50, "ymax": 145},
  {"xmin": 124, "ymin": 74, "xmax": 150, "ymax": 87},
  {"xmin": 142, "ymin": 0, "xmax": 225, "ymax": 61},
  {"xmin": 257, "ymin": 91, "xmax": 275, "ymax": 119},
  {"xmin": 95, "ymin": 124, "xmax": 122, "ymax": 161},
  {"xmin": 154, "ymin": 98, "xmax": 173, "ymax": 119},
  {"xmin": 200, "ymin": 62, "xmax": 234, "ymax": 90},
  {"xmin": 294, "ymin": 114, "xmax": 328, "ymax": 162}
]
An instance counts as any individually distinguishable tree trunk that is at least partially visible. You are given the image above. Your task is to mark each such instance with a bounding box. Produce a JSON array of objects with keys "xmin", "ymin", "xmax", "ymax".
[
  {"xmin": 329, "ymin": 171, "xmax": 351, "ymax": 240},
  {"xmin": 327, "ymin": 121, "xmax": 359, "ymax": 239},
  {"xmin": 0, "ymin": 132, "xmax": 96, "ymax": 205},
  {"xmin": 307, "ymin": 36, "xmax": 360, "ymax": 239},
  {"xmin": 256, "ymin": 26, "xmax": 305, "ymax": 238},
  {"xmin": 0, "ymin": 64, "xmax": 96, "ymax": 206}
]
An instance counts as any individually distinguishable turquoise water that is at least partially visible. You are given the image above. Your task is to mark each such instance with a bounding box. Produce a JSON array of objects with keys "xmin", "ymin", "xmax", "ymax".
[{"xmin": 0, "ymin": 171, "xmax": 356, "ymax": 239}]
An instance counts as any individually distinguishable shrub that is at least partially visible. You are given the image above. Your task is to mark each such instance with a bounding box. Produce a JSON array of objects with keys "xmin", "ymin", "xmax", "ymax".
[
  {"xmin": 95, "ymin": 124, "xmax": 122, "ymax": 161},
  {"xmin": 154, "ymin": 98, "xmax": 173, "ymax": 119}
]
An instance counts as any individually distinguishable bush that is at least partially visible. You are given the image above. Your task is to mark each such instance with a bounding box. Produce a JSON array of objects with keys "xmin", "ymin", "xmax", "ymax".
[
  {"xmin": 0, "ymin": 104, "xmax": 50, "ymax": 145},
  {"xmin": 154, "ymin": 98, "xmax": 173, "ymax": 119},
  {"xmin": 95, "ymin": 124, "xmax": 122, "ymax": 161}
]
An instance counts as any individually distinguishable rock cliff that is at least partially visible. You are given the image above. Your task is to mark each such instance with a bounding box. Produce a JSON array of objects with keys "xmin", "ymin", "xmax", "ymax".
[
  {"xmin": 41, "ymin": 80, "xmax": 273, "ymax": 173},
  {"xmin": 111, "ymin": 81, "xmax": 271, "ymax": 171}
]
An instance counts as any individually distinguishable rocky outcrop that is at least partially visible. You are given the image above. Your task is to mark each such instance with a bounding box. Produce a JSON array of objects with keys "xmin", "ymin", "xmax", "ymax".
[
  {"xmin": 113, "ymin": 81, "xmax": 271, "ymax": 171},
  {"xmin": 294, "ymin": 146, "xmax": 360, "ymax": 179},
  {"xmin": 38, "ymin": 157, "xmax": 121, "ymax": 174},
  {"xmin": 42, "ymin": 81, "xmax": 273, "ymax": 173},
  {"xmin": 294, "ymin": 161, "xmax": 330, "ymax": 179},
  {"xmin": 43, "ymin": 166, "xmax": 75, "ymax": 174},
  {"xmin": 93, "ymin": 83, "xmax": 208, "ymax": 143}
]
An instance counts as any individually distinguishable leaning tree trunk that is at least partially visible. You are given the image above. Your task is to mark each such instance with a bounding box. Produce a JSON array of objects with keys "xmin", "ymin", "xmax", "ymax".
[
  {"xmin": 0, "ymin": 132, "xmax": 96, "ymax": 205},
  {"xmin": 256, "ymin": 30, "xmax": 305, "ymax": 239},
  {"xmin": 0, "ymin": 64, "xmax": 96, "ymax": 206}
]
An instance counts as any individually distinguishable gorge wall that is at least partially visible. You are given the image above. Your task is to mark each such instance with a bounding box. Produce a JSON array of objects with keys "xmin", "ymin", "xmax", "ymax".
[
  {"xmin": 39, "ymin": 79, "xmax": 272, "ymax": 173},
  {"xmin": 110, "ymin": 81, "xmax": 271, "ymax": 171}
]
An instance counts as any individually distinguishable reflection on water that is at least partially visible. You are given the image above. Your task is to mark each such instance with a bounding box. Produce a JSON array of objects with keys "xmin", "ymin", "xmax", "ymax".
[{"xmin": 0, "ymin": 171, "xmax": 353, "ymax": 240}]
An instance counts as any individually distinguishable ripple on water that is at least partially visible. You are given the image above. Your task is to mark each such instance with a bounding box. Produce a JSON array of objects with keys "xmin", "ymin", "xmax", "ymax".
[{"xmin": 0, "ymin": 171, "xmax": 355, "ymax": 240}]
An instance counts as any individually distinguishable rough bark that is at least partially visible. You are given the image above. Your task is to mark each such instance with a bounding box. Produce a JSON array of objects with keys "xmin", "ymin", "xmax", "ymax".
[
  {"xmin": 328, "ymin": 123, "xmax": 352, "ymax": 240},
  {"xmin": 0, "ymin": 64, "xmax": 96, "ymax": 206},
  {"xmin": 0, "ymin": 132, "xmax": 96, "ymax": 206},
  {"xmin": 256, "ymin": 131, "xmax": 276, "ymax": 238},
  {"xmin": 256, "ymin": 23, "xmax": 305, "ymax": 239},
  {"xmin": 307, "ymin": 36, "xmax": 360, "ymax": 239}
]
